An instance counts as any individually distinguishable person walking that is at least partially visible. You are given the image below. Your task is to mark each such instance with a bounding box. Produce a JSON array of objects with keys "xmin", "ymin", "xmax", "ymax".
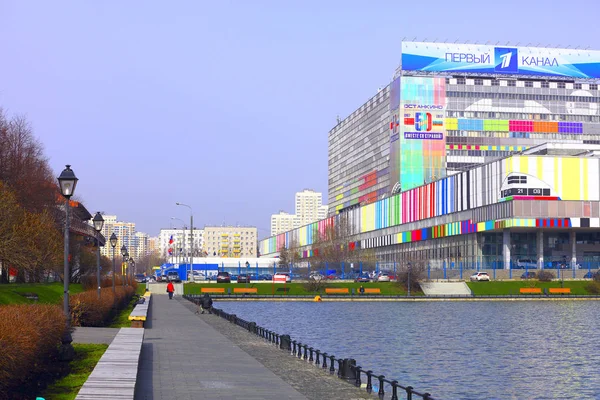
[
  {"xmin": 167, "ymin": 281, "xmax": 175, "ymax": 300},
  {"xmin": 200, "ymin": 293, "xmax": 213, "ymax": 314}
]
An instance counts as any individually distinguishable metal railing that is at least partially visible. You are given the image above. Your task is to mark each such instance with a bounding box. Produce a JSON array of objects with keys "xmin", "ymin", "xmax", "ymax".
[{"xmin": 184, "ymin": 294, "xmax": 437, "ymax": 400}]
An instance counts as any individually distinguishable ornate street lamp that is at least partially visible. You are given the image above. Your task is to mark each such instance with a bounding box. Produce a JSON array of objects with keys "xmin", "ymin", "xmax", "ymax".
[
  {"xmin": 57, "ymin": 164, "xmax": 78, "ymax": 360},
  {"xmin": 176, "ymin": 202, "xmax": 194, "ymax": 284},
  {"xmin": 110, "ymin": 232, "xmax": 117, "ymax": 294},
  {"xmin": 129, "ymin": 258, "xmax": 135, "ymax": 282},
  {"xmin": 121, "ymin": 245, "xmax": 128, "ymax": 286},
  {"xmin": 92, "ymin": 212, "xmax": 104, "ymax": 299}
]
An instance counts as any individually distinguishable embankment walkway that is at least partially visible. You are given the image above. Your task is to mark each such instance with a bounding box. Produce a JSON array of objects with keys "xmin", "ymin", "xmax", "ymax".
[{"xmin": 134, "ymin": 294, "xmax": 373, "ymax": 400}]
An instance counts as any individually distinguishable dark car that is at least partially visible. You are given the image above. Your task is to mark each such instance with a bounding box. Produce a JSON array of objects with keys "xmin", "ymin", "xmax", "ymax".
[
  {"xmin": 354, "ymin": 274, "xmax": 370, "ymax": 283},
  {"xmin": 583, "ymin": 271, "xmax": 597, "ymax": 279},
  {"xmin": 216, "ymin": 272, "xmax": 231, "ymax": 283},
  {"xmin": 521, "ymin": 271, "xmax": 537, "ymax": 279},
  {"xmin": 237, "ymin": 274, "xmax": 251, "ymax": 283}
]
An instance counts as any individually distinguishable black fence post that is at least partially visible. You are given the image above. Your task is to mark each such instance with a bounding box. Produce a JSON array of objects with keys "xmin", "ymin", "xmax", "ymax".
[
  {"xmin": 297, "ymin": 343, "xmax": 302, "ymax": 359},
  {"xmin": 344, "ymin": 359, "xmax": 356, "ymax": 382},
  {"xmin": 322, "ymin": 353, "xmax": 328, "ymax": 369},
  {"xmin": 378, "ymin": 375, "xmax": 385, "ymax": 399},
  {"xmin": 309, "ymin": 347, "xmax": 314, "ymax": 362},
  {"xmin": 366, "ymin": 370, "xmax": 373, "ymax": 393},
  {"xmin": 315, "ymin": 349, "xmax": 321, "ymax": 365},
  {"xmin": 337, "ymin": 359, "xmax": 344, "ymax": 378},
  {"xmin": 423, "ymin": 393, "xmax": 432, "ymax": 400},
  {"xmin": 292, "ymin": 340, "xmax": 297, "ymax": 355},
  {"xmin": 247, "ymin": 322, "xmax": 256, "ymax": 333},
  {"xmin": 280, "ymin": 335, "xmax": 291, "ymax": 351},
  {"xmin": 391, "ymin": 381, "xmax": 399, "ymax": 400},
  {"xmin": 329, "ymin": 355, "xmax": 335, "ymax": 374},
  {"xmin": 303, "ymin": 344, "xmax": 308, "ymax": 360},
  {"xmin": 230, "ymin": 314, "xmax": 237, "ymax": 324},
  {"xmin": 406, "ymin": 385, "xmax": 413, "ymax": 400},
  {"xmin": 355, "ymin": 366, "xmax": 362, "ymax": 387}
]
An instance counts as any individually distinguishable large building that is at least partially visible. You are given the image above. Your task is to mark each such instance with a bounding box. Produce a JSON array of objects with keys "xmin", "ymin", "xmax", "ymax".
[
  {"xmin": 204, "ymin": 226, "xmax": 257, "ymax": 258},
  {"xmin": 158, "ymin": 228, "xmax": 204, "ymax": 260},
  {"xmin": 99, "ymin": 215, "xmax": 135, "ymax": 258},
  {"xmin": 270, "ymin": 190, "xmax": 329, "ymax": 235},
  {"xmin": 329, "ymin": 42, "xmax": 600, "ymax": 214},
  {"xmin": 261, "ymin": 42, "xmax": 600, "ymax": 270}
]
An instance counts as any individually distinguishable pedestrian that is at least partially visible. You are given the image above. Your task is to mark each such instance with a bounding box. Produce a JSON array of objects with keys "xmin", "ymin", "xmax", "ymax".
[
  {"xmin": 359, "ymin": 285, "xmax": 365, "ymax": 295},
  {"xmin": 167, "ymin": 281, "xmax": 175, "ymax": 300},
  {"xmin": 200, "ymin": 293, "xmax": 213, "ymax": 314}
]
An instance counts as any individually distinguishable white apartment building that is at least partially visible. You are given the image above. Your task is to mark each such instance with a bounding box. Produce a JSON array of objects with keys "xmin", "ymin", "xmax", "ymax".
[
  {"xmin": 204, "ymin": 226, "xmax": 257, "ymax": 258},
  {"xmin": 99, "ymin": 215, "xmax": 136, "ymax": 259},
  {"xmin": 295, "ymin": 189, "xmax": 325, "ymax": 226},
  {"xmin": 133, "ymin": 232, "xmax": 149, "ymax": 260},
  {"xmin": 318, "ymin": 205, "xmax": 328, "ymax": 220},
  {"xmin": 158, "ymin": 228, "xmax": 204, "ymax": 260},
  {"xmin": 270, "ymin": 211, "xmax": 301, "ymax": 236}
]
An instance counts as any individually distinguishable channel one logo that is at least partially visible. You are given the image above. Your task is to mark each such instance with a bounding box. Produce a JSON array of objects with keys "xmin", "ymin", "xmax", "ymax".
[
  {"xmin": 494, "ymin": 47, "xmax": 518, "ymax": 73},
  {"xmin": 415, "ymin": 112, "xmax": 432, "ymax": 132}
]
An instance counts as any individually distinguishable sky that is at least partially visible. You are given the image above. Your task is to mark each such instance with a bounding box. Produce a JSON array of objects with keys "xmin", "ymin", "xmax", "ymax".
[{"xmin": 1, "ymin": 0, "xmax": 599, "ymax": 238}]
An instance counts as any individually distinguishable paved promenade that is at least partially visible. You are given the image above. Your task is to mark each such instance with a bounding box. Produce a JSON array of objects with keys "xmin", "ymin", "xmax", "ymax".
[{"xmin": 134, "ymin": 294, "xmax": 373, "ymax": 400}]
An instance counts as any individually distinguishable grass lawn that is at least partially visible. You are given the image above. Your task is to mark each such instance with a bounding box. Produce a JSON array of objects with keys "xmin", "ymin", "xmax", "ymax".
[
  {"xmin": 39, "ymin": 343, "xmax": 108, "ymax": 400},
  {"xmin": 0, "ymin": 282, "xmax": 84, "ymax": 305},
  {"xmin": 467, "ymin": 280, "xmax": 594, "ymax": 295},
  {"xmin": 108, "ymin": 284, "xmax": 147, "ymax": 328},
  {"xmin": 184, "ymin": 281, "xmax": 418, "ymax": 296}
]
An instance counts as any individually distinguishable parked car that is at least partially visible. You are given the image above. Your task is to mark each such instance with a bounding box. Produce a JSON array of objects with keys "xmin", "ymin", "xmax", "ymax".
[
  {"xmin": 377, "ymin": 272, "xmax": 391, "ymax": 282},
  {"xmin": 273, "ymin": 272, "xmax": 291, "ymax": 282},
  {"xmin": 583, "ymin": 271, "xmax": 597, "ymax": 279},
  {"xmin": 354, "ymin": 274, "xmax": 370, "ymax": 283},
  {"xmin": 237, "ymin": 274, "xmax": 251, "ymax": 283},
  {"xmin": 470, "ymin": 272, "xmax": 490, "ymax": 281},
  {"xmin": 216, "ymin": 271, "xmax": 231, "ymax": 283},
  {"xmin": 309, "ymin": 273, "xmax": 324, "ymax": 281},
  {"xmin": 166, "ymin": 271, "xmax": 181, "ymax": 282},
  {"xmin": 259, "ymin": 274, "xmax": 272, "ymax": 281},
  {"xmin": 521, "ymin": 271, "xmax": 537, "ymax": 279},
  {"xmin": 135, "ymin": 273, "xmax": 146, "ymax": 283}
]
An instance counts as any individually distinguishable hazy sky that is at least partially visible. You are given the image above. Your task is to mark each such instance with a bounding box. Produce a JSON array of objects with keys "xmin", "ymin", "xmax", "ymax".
[{"xmin": 1, "ymin": 0, "xmax": 599, "ymax": 238}]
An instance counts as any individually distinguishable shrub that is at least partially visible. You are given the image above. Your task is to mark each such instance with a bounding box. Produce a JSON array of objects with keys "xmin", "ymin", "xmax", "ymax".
[
  {"xmin": 537, "ymin": 270, "xmax": 555, "ymax": 282},
  {"xmin": 0, "ymin": 304, "xmax": 66, "ymax": 396},
  {"xmin": 302, "ymin": 280, "xmax": 328, "ymax": 293},
  {"xmin": 585, "ymin": 282, "xmax": 600, "ymax": 294},
  {"xmin": 70, "ymin": 285, "xmax": 136, "ymax": 327}
]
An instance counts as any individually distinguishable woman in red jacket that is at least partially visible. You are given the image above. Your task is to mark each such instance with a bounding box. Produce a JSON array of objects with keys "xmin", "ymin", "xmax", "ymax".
[{"xmin": 167, "ymin": 281, "xmax": 175, "ymax": 299}]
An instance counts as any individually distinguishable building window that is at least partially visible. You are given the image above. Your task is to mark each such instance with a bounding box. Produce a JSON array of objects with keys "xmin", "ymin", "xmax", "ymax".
[
  {"xmin": 558, "ymin": 82, "xmax": 566, "ymax": 89},
  {"xmin": 474, "ymin": 79, "xmax": 483, "ymax": 85},
  {"xmin": 525, "ymin": 81, "xmax": 533, "ymax": 88},
  {"xmin": 491, "ymin": 80, "xmax": 500, "ymax": 86},
  {"xmin": 590, "ymin": 84, "xmax": 598, "ymax": 90},
  {"xmin": 456, "ymin": 77, "xmax": 466, "ymax": 85},
  {"xmin": 507, "ymin": 80, "xmax": 516, "ymax": 87},
  {"xmin": 575, "ymin": 83, "xmax": 582, "ymax": 90},
  {"xmin": 541, "ymin": 81, "xmax": 549, "ymax": 88}
]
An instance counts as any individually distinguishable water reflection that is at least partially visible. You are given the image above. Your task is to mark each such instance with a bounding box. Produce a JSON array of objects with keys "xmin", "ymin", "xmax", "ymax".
[{"xmin": 217, "ymin": 301, "xmax": 600, "ymax": 399}]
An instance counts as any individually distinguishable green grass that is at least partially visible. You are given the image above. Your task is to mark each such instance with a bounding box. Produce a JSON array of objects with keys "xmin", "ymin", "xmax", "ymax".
[
  {"xmin": 39, "ymin": 343, "xmax": 108, "ymax": 400},
  {"xmin": 184, "ymin": 281, "xmax": 418, "ymax": 296},
  {"xmin": 0, "ymin": 282, "xmax": 84, "ymax": 305},
  {"xmin": 467, "ymin": 280, "xmax": 594, "ymax": 295}
]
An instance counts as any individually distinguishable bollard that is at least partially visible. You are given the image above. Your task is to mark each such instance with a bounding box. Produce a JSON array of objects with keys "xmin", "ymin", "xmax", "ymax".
[
  {"xmin": 230, "ymin": 314, "xmax": 237, "ymax": 324},
  {"xmin": 329, "ymin": 355, "xmax": 335, "ymax": 374},
  {"xmin": 280, "ymin": 335, "xmax": 291, "ymax": 351},
  {"xmin": 355, "ymin": 365, "xmax": 362, "ymax": 387},
  {"xmin": 366, "ymin": 370, "xmax": 373, "ymax": 393},
  {"xmin": 378, "ymin": 375, "xmax": 385, "ymax": 399},
  {"xmin": 391, "ymin": 381, "xmax": 399, "ymax": 400},
  {"xmin": 343, "ymin": 359, "xmax": 356, "ymax": 382},
  {"xmin": 248, "ymin": 322, "xmax": 256, "ymax": 333}
]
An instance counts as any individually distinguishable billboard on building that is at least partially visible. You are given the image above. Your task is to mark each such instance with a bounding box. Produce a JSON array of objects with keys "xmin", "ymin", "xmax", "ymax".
[
  {"xmin": 402, "ymin": 42, "xmax": 600, "ymax": 78},
  {"xmin": 394, "ymin": 76, "xmax": 447, "ymax": 192}
]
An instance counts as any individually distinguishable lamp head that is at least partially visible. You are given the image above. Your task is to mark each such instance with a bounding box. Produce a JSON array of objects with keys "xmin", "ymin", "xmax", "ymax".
[{"xmin": 92, "ymin": 212, "xmax": 104, "ymax": 232}]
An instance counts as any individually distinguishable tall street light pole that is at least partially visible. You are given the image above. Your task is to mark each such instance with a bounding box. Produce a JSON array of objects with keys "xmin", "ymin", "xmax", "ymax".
[
  {"xmin": 129, "ymin": 258, "xmax": 135, "ymax": 282},
  {"xmin": 110, "ymin": 233, "xmax": 117, "ymax": 294},
  {"xmin": 121, "ymin": 245, "xmax": 128, "ymax": 286},
  {"xmin": 176, "ymin": 202, "xmax": 194, "ymax": 283},
  {"xmin": 57, "ymin": 164, "xmax": 78, "ymax": 361},
  {"xmin": 92, "ymin": 212, "xmax": 105, "ymax": 300}
]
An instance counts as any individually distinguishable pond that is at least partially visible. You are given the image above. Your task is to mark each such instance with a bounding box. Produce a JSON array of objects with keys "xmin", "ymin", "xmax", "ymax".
[{"xmin": 217, "ymin": 301, "xmax": 600, "ymax": 400}]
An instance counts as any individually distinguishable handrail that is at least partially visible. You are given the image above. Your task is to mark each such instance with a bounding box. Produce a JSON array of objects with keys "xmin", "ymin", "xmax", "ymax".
[{"xmin": 184, "ymin": 294, "xmax": 437, "ymax": 399}]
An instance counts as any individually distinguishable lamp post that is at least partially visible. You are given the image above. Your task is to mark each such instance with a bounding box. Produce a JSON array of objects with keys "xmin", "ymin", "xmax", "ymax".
[
  {"xmin": 110, "ymin": 233, "xmax": 117, "ymax": 294},
  {"xmin": 129, "ymin": 258, "xmax": 135, "ymax": 282},
  {"xmin": 92, "ymin": 212, "xmax": 105, "ymax": 299},
  {"xmin": 176, "ymin": 202, "xmax": 194, "ymax": 284},
  {"xmin": 121, "ymin": 245, "xmax": 128, "ymax": 286},
  {"xmin": 407, "ymin": 262, "xmax": 412, "ymax": 297},
  {"xmin": 57, "ymin": 164, "xmax": 78, "ymax": 360},
  {"xmin": 171, "ymin": 217, "xmax": 187, "ymax": 280}
]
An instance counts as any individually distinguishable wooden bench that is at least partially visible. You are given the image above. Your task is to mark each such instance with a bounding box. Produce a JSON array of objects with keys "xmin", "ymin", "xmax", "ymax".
[
  {"xmin": 75, "ymin": 328, "xmax": 144, "ymax": 399},
  {"xmin": 549, "ymin": 288, "xmax": 571, "ymax": 295},
  {"xmin": 363, "ymin": 288, "xmax": 381, "ymax": 294},
  {"xmin": 128, "ymin": 291, "xmax": 151, "ymax": 328},
  {"xmin": 519, "ymin": 288, "xmax": 542, "ymax": 294},
  {"xmin": 325, "ymin": 288, "xmax": 349, "ymax": 294},
  {"xmin": 233, "ymin": 288, "xmax": 258, "ymax": 294},
  {"xmin": 201, "ymin": 287, "xmax": 225, "ymax": 293}
]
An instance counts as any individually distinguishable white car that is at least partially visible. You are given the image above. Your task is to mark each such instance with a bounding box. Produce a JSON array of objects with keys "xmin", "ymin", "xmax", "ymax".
[
  {"xmin": 377, "ymin": 273, "xmax": 391, "ymax": 282},
  {"xmin": 309, "ymin": 273, "xmax": 324, "ymax": 282},
  {"xmin": 470, "ymin": 272, "xmax": 490, "ymax": 281},
  {"xmin": 273, "ymin": 272, "xmax": 291, "ymax": 283}
]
